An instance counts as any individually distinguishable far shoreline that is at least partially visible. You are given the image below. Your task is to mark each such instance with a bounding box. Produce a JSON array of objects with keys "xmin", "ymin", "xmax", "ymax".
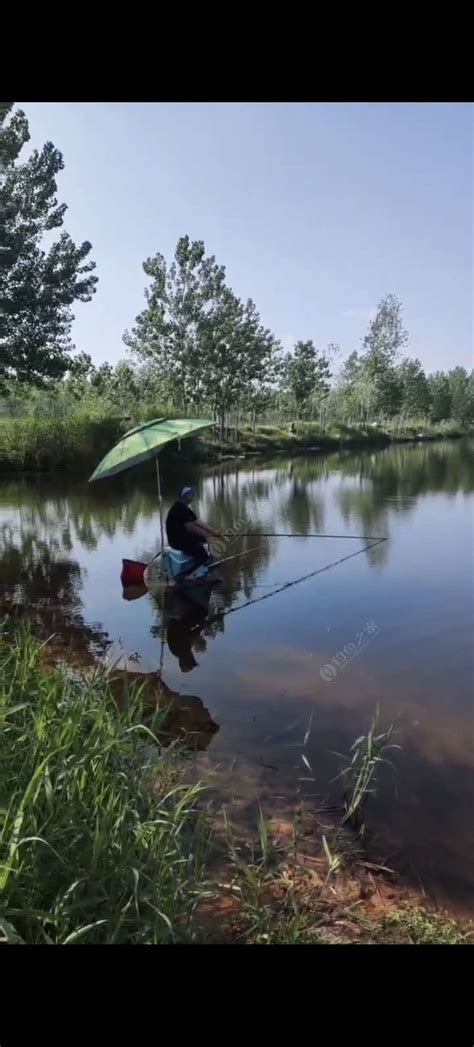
[{"xmin": 0, "ymin": 424, "xmax": 471, "ymax": 476}]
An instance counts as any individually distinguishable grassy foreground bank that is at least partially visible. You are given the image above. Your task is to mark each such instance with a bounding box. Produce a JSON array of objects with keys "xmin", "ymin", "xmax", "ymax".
[
  {"xmin": 1, "ymin": 622, "xmax": 468, "ymax": 945},
  {"xmin": 0, "ymin": 410, "xmax": 469, "ymax": 473}
]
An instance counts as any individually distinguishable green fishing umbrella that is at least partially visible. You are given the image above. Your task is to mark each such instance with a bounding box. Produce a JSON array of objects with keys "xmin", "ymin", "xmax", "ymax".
[{"xmin": 89, "ymin": 416, "xmax": 214, "ymax": 548}]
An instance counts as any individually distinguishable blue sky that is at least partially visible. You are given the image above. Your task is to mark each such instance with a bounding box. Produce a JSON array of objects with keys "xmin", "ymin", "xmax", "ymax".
[{"xmin": 22, "ymin": 102, "xmax": 473, "ymax": 374}]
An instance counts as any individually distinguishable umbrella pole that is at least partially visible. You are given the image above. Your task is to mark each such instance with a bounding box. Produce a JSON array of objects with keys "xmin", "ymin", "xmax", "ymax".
[{"xmin": 155, "ymin": 456, "xmax": 164, "ymax": 553}]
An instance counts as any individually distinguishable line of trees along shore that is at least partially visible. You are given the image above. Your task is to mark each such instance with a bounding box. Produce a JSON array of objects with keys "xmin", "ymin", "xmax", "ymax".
[{"xmin": 2, "ymin": 103, "xmax": 473, "ymax": 435}]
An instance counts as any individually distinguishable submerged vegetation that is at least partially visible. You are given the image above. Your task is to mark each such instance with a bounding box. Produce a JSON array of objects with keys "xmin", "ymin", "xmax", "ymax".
[{"xmin": 0, "ymin": 624, "xmax": 468, "ymax": 945}]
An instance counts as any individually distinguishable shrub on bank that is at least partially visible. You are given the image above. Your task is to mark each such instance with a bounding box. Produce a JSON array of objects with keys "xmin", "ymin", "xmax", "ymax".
[
  {"xmin": 0, "ymin": 406, "xmax": 469, "ymax": 473},
  {"xmin": 0, "ymin": 410, "xmax": 126, "ymax": 472}
]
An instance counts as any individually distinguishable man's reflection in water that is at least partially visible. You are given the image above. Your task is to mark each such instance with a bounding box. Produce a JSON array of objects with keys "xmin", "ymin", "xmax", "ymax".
[
  {"xmin": 122, "ymin": 580, "xmax": 224, "ymax": 674},
  {"xmin": 122, "ymin": 579, "xmax": 224, "ymax": 675},
  {"xmin": 163, "ymin": 585, "xmax": 225, "ymax": 673},
  {"xmin": 120, "ymin": 582, "xmax": 223, "ymax": 749}
]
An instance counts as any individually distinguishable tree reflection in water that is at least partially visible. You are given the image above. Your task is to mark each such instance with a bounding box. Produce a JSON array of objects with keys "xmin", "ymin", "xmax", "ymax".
[{"xmin": 0, "ymin": 530, "xmax": 109, "ymax": 661}]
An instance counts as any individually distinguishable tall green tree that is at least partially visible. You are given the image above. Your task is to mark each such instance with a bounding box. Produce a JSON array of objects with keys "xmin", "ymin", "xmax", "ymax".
[
  {"xmin": 447, "ymin": 367, "xmax": 474, "ymax": 426},
  {"xmin": 427, "ymin": 371, "xmax": 452, "ymax": 422},
  {"xmin": 337, "ymin": 350, "xmax": 360, "ymax": 386},
  {"xmin": 109, "ymin": 360, "xmax": 139, "ymax": 405},
  {"xmin": 124, "ymin": 235, "xmax": 277, "ymax": 429},
  {"xmin": 134, "ymin": 361, "xmax": 174, "ymax": 407},
  {"xmin": 90, "ymin": 362, "xmax": 114, "ymax": 398},
  {"xmin": 358, "ymin": 295, "xmax": 407, "ymax": 419},
  {"xmin": 332, "ymin": 349, "xmax": 373, "ymax": 424},
  {"xmin": 123, "ymin": 236, "xmax": 225, "ymax": 414},
  {"xmin": 281, "ymin": 340, "xmax": 331, "ymax": 419},
  {"xmin": 200, "ymin": 287, "xmax": 277, "ymax": 434},
  {"xmin": 63, "ymin": 351, "xmax": 96, "ymax": 400},
  {"xmin": 398, "ymin": 357, "xmax": 431, "ymax": 418},
  {"xmin": 0, "ymin": 103, "xmax": 97, "ymax": 389}
]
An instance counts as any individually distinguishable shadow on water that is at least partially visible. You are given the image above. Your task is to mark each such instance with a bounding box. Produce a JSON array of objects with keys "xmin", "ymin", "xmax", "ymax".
[
  {"xmin": 109, "ymin": 668, "xmax": 219, "ymax": 753},
  {"xmin": 1, "ymin": 439, "xmax": 473, "ymax": 914}
]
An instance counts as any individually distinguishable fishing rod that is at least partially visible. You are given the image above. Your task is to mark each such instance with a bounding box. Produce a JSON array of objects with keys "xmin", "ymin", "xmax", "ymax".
[
  {"xmin": 142, "ymin": 535, "xmax": 388, "ymax": 670},
  {"xmin": 225, "ymin": 531, "xmax": 387, "ymax": 541},
  {"xmin": 208, "ymin": 546, "xmax": 260, "ymax": 569},
  {"xmin": 142, "ymin": 536, "xmax": 386, "ymax": 677}
]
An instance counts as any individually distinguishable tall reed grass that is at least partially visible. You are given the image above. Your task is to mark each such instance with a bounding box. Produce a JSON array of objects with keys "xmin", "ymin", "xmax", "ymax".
[
  {"xmin": 333, "ymin": 705, "xmax": 400, "ymax": 835},
  {"xmin": 2, "ymin": 399, "xmax": 464, "ymax": 474},
  {"xmin": 0, "ymin": 622, "xmax": 210, "ymax": 943},
  {"xmin": 0, "ymin": 409, "xmax": 125, "ymax": 472}
]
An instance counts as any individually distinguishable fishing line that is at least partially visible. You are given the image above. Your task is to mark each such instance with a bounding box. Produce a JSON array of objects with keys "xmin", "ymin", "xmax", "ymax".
[
  {"xmin": 149, "ymin": 536, "xmax": 387, "ymax": 670},
  {"xmin": 147, "ymin": 532, "xmax": 388, "ymax": 640},
  {"xmin": 215, "ymin": 537, "xmax": 387, "ymax": 621}
]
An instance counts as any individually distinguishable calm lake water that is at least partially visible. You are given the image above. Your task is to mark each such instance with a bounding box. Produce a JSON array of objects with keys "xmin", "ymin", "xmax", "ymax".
[{"xmin": 1, "ymin": 440, "xmax": 473, "ymax": 915}]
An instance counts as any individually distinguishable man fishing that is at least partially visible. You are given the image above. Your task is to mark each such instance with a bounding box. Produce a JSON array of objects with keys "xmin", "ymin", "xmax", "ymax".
[{"xmin": 165, "ymin": 485, "xmax": 220, "ymax": 566}]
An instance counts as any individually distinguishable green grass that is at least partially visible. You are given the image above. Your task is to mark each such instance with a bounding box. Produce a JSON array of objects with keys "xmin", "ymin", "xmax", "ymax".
[
  {"xmin": 220, "ymin": 812, "xmax": 469, "ymax": 945},
  {"xmin": 1, "ymin": 624, "xmax": 469, "ymax": 945},
  {"xmin": 195, "ymin": 423, "xmax": 389, "ymax": 463},
  {"xmin": 384, "ymin": 418, "xmax": 469, "ymax": 440},
  {"xmin": 181, "ymin": 420, "xmax": 469, "ymax": 464},
  {"xmin": 0, "ymin": 621, "xmax": 210, "ymax": 943},
  {"xmin": 333, "ymin": 705, "xmax": 401, "ymax": 835},
  {"xmin": 381, "ymin": 907, "xmax": 467, "ymax": 945},
  {"xmin": 0, "ymin": 406, "xmax": 469, "ymax": 472},
  {"xmin": 222, "ymin": 807, "xmax": 321, "ymax": 944},
  {"xmin": 0, "ymin": 409, "xmax": 126, "ymax": 472}
]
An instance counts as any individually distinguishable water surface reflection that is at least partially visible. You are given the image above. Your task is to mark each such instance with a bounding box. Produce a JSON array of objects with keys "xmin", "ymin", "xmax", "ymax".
[{"xmin": 1, "ymin": 440, "xmax": 473, "ymax": 913}]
